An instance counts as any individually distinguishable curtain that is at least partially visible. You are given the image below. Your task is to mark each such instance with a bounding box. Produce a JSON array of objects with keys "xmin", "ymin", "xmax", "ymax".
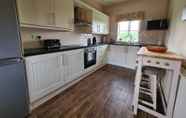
[{"xmin": 116, "ymin": 11, "xmax": 145, "ymax": 22}]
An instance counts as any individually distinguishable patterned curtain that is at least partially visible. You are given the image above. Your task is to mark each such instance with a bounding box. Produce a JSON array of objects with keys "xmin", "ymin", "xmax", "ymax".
[{"xmin": 116, "ymin": 11, "xmax": 145, "ymax": 22}]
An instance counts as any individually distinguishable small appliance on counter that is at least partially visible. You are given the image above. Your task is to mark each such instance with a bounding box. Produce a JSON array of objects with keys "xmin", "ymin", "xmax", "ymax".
[
  {"xmin": 87, "ymin": 38, "xmax": 92, "ymax": 46},
  {"xmin": 92, "ymin": 37, "xmax": 97, "ymax": 45},
  {"xmin": 44, "ymin": 39, "xmax": 61, "ymax": 49},
  {"xmin": 87, "ymin": 37, "xmax": 97, "ymax": 46}
]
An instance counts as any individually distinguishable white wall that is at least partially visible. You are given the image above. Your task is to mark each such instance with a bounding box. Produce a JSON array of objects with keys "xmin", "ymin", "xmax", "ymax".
[
  {"xmin": 104, "ymin": 0, "xmax": 168, "ymax": 19},
  {"xmin": 21, "ymin": 28, "xmax": 101, "ymax": 49},
  {"xmin": 166, "ymin": 0, "xmax": 186, "ymax": 58},
  {"xmin": 104, "ymin": 0, "xmax": 169, "ymax": 43}
]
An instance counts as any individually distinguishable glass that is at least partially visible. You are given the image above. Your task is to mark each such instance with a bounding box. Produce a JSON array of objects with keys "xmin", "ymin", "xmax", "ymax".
[{"xmin": 117, "ymin": 20, "xmax": 140, "ymax": 43}]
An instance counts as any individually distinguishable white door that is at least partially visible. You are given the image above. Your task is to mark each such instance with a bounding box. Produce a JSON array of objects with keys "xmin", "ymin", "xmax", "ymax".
[
  {"xmin": 34, "ymin": 0, "xmax": 55, "ymax": 26},
  {"xmin": 26, "ymin": 54, "xmax": 62, "ymax": 102},
  {"xmin": 54, "ymin": 0, "xmax": 74, "ymax": 30},
  {"xmin": 107, "ymin": 45, "xmax": 126, "ymax": 66},
  {"xmin": 126, "ymin": 47, "xmax": 140, "ymax": 69},
  {"xmin": 16, "ymin": 0, "xmax": 36, "ymax": 25},
  {"xmin": 92, "ymin": 11, "xmax": 109, "ymax": 34},
  {"xmin": 97, "ymin": 45, "xmax": 108, "ymax": 66},
  {"xmin": 63, "ymin": 49, "xmax": 84, "ymax": 83}
]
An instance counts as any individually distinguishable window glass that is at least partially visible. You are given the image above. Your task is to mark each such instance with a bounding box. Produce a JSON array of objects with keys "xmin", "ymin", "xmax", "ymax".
[{"xmin": 117, "ymin": 20, "xmax": 140, "ymax": 43}]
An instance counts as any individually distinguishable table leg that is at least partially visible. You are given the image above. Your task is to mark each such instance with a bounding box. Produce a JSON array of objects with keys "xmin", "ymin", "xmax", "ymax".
[
  {"xmin": 133, "ymin": 56, "xmax": 143, "ymax": 115},
  {"xmin": 166, "ymin": 62, "xmax": 181, "ymax": 118}
]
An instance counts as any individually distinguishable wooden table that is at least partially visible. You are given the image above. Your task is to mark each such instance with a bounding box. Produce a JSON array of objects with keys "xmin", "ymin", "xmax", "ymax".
[{"xmin": 133, "ymin": 47, "xmax": 184, "ymax": 118}]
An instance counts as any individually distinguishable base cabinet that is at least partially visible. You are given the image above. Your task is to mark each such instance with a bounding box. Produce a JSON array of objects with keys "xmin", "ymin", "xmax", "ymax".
[
  {"xmin": 25, "ymin": 53, "xmax": 63, "ymax": 103},
  {"xmin": 97, "ymin": 45, "xmax": 108, "ymax": 66},
  {"xmin": 107, "ymin": 45, "xmax": 140, "ymax": 69},
  {"xmin": 25, "ymin": 49, "xmax": 84, "ymax": 103},
  {"xmin": 25, "ymin": 46, "xmax": 109, "ymax": 108},
  {"xmin": 63, "ymin": 49, "xmax": 84, "ymax": 83}
]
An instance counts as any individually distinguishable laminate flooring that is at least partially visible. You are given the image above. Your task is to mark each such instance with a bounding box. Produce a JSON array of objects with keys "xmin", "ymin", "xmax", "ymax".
[{"xmin": 29, "ymin": 65, "xmax": 155, "ymax": 118}]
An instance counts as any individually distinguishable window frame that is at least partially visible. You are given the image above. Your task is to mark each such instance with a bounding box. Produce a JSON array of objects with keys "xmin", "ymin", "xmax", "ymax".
[{"xmin": 117, "ymin": 20, "xmax": 141, "ymax": 43}]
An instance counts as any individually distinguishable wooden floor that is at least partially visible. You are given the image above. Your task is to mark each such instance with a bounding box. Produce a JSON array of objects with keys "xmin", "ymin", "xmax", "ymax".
[{"xmin": 29, "ymin": 65, "xmax": 154, "ymax": 118}]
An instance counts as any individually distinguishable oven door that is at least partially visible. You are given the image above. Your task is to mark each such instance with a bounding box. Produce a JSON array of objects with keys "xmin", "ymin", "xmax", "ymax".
[{"xmin": 84, "ymin": 49, "xmax": 97, "ymax": 69}]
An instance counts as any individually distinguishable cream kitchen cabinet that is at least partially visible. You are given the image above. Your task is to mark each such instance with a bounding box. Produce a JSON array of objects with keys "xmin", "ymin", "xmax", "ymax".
[
  {"xmin": 25, "ymin": 49, "xmax": 84, "ymax": 103},
  {"xmin": 55, "ymin": 0, "xmax": 74, "ymax": 30},
  {"xmin": 25, "ymin": 53, "xmax": 64, "ymax": 103},
  {"xmin": 34, "ymin": 0, "xmax": 55, "ymax": 27},
  {"xmin": 16, "ymin": 0, "xmax": 74, "ymax": 30},
  {"xmin": 97, "ymin": 45, "xmax": 108, "ymax": 66},
  {"xmin": 63, "ymin": 49, "xmax": 84, "ymax": 83},
  {"xmin": 107, "ymin": 45, "xmax": 140, "ymax": 69},
  {"xmin": 92, "ymin": 11, "xmax": 109, "ymax": 35},
  {"xmin": 16, "ymin": 0, "xmax": 36, "ymax": 25}
]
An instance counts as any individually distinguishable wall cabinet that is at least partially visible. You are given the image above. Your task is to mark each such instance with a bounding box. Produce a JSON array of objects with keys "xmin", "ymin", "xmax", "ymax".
[
  {"xmin": 93, "ymin": 11, "xmax": 109, "ymax": 35},
  {"xmin": 34, "ymin": 0, "xmax": 55, "ymax": 27},
  {"xmin": 16, "ymin": 0, "xmax": 36, "ymax": 25},
  {"xmin": 16, "ymin": 0, "xmax": 74, "ymax": 31},
  {"xmin": 74, "ymin": 0, "xmax": 109, "ymax": 34},
  {"xmin": 55, "ymin": 0, "xmax": 74, "ymax": 30},
  {"xmin": 25, "ymin": 49, "xmax": 84, "ymax": 103}
]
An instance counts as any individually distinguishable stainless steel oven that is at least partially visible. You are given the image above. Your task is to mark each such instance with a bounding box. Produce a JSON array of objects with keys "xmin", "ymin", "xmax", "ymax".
[{"xmin": 84, "ymin": 47, "xmax": 97, "ymax": 69}]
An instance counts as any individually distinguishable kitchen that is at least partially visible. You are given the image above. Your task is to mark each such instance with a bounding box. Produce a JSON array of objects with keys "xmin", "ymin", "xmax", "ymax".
[{"xmin": 0, "ymin": 0, "xmax": 186, "ymax": 118}]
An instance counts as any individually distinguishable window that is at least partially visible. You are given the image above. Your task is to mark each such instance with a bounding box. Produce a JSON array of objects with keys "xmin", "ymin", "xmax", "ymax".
[{"xmin": 117, "ymin": 20, "xmax": 141, "ymax": 43}]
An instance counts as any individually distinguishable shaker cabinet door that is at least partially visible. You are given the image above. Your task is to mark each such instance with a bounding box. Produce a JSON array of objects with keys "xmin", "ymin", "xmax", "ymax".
[
  {"xmin": 26, "ymin": 54, "xmax": 62, "ymax": 102},
  {"xmin": 34, "ymin": 0, "xmax": 55, "ymax": 26},
  {"xmin": 55, "ymin": 0, "xmax": 74, "ymax": 30},
  {"xmin": 92, "ymin": 11, "xmax": 109, "ymax": 34},
  {"xmin": 16, "ymin": 0, "xmax": 36, "ymax": 25},
  {"xmin": 63, "ymin": 49, "xmax": 84, "ymax": 82}
]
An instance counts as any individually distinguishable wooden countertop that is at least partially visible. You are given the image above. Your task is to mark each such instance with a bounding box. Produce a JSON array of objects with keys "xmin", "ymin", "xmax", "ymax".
[{"xmin": 137, "ymin": 47, "xmax": 184, "ymax": 61}]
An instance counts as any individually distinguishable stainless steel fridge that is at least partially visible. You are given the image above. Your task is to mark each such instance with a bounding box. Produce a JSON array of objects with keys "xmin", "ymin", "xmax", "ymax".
[{"xmin": 0, "ymin": 0, "xmax": 29, "ymax": 118}]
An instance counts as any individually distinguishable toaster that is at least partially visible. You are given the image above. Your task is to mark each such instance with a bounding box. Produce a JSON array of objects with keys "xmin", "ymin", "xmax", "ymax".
[{"xmin": 44, "ymin": 39, "xmax": 61, "ymax": 49}]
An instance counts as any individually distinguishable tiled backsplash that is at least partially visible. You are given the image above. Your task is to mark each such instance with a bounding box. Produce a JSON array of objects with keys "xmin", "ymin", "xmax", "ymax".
[
  {"xmin": 139, "ymin": 30, "xmax": 166, "ymax": 45},
  {"xmin": 21, "ymin": 28, "xmax": 101, "ymax": 49}
]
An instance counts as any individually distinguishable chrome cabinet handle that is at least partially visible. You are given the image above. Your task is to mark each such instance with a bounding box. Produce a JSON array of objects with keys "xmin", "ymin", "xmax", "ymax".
[
  {"xmin": 147, "ymin": 60, "xmax": 151, "ymax": 63},
  {"xmin": 156, "ymin": 61, "xmax": 160, "ymax": 64},
  {"xmin": 165, "ymin": 62, "xmax": 170, "ymax": 66}
]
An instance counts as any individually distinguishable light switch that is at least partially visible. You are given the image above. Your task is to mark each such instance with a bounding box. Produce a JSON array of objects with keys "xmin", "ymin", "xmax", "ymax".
[{"xmin": 182, "ymin": 7, "xmax": 186, "ymax": 21}]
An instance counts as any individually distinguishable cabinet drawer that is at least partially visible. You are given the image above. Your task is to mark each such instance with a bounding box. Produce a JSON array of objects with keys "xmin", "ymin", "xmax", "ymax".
[{"xmin": 143, "ymin": 57, "xmax": 177, "ymax": 69}]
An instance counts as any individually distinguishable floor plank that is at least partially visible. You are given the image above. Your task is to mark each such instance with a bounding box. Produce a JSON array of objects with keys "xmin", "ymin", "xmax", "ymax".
[{"xmin": 28, "ymin": 65, "xmax": 154, "ymax": 118}]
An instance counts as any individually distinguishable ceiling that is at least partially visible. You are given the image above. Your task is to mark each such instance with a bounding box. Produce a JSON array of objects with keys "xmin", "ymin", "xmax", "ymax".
[{"xmin": 94, "ymin": 0, "xmax": 129, "ymax": 6}]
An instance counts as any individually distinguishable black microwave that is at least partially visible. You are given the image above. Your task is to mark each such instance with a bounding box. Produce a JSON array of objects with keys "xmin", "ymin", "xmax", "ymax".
[{"xmin": 146, "ymin": 19, "xmax": 168, "ymax": 30}]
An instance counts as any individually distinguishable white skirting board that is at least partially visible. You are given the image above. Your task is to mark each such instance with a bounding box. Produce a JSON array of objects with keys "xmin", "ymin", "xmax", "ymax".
[{"xmin": 29, "ymin": 64, "xmax": 106, "ymax": 111}]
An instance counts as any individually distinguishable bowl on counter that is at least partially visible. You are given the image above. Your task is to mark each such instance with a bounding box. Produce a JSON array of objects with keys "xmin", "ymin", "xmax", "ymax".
[{"xmin": 147, "ymin": 46, "xmax": 167, "ymax": 53}]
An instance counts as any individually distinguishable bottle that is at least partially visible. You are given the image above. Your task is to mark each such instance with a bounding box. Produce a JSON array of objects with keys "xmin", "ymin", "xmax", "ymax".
[
  {"xmin": 93, "ymin": 37, "xmax": 97, "ymax": 45},
  {"xmin": 87, "ymin": 38, "xmax": 92, "ymax": 46}
]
